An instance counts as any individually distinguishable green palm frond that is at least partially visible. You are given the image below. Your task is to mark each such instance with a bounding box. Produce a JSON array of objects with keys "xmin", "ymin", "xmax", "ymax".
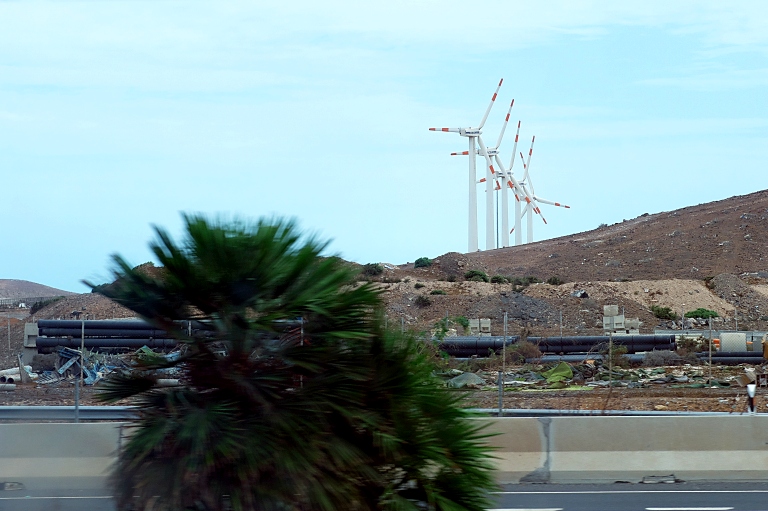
[{"xmin": 87, "ymin": 215, "xmax": 496, "ymax": 510}]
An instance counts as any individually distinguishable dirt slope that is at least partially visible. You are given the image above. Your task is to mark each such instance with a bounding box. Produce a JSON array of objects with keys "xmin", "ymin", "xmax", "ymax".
[{"xmin": 379, "ymin": 189, "xmax": 768, "ymax": 335}]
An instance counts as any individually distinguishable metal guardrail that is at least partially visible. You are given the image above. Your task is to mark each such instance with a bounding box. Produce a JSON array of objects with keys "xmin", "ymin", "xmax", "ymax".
[
  {"xmin": 0, "ymin": 406, "xmax": 136, "ymax": 421},
  {"xmin": 0, "ymin": 405, "xmax": 744, "ymax": 421}
]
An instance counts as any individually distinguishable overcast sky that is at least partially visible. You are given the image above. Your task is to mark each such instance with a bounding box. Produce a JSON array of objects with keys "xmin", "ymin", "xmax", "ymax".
[{"xmin": 1, "ymin": 1, "xmax": 767, "ymax": 292}]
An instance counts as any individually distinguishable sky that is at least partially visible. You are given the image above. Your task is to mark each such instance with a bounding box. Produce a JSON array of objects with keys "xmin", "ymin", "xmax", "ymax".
[{"xmin": 1, "ymin": 1, "xmax": 767, "ymax": 293}]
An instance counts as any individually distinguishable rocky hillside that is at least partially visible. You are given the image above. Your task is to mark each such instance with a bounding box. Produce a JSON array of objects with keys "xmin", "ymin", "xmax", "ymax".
[
  {"xmin": 0, "ymin": 280, "xmax": 75, "ymax": 300},
  {"xmin": 379, "ymin": 189, "xmax": 768, "ymax": 336}
]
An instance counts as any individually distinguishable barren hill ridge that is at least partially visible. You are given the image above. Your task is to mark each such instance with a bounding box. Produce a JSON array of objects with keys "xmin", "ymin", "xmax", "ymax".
[{"xmin": 0, "ymin": 279, "xmax": 76, "ymax": 300}]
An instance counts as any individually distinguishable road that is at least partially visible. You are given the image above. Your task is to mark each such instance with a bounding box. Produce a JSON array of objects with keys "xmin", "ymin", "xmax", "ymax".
[
  {"xmin": 490, "ymin": 482, "xmax": 768, "ymax": 511},
  {"xmin": 0, "ymin": 478, "xmax": 115, "ymax": 511},
  {"xmin": 3, "ymin": 481, "xmax": 768, "ymax": 510}
]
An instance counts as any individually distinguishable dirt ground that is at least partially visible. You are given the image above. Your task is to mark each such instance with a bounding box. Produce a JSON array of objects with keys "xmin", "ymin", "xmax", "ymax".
[
  {"xmin": 462, "ymin": 387, "xmax": 759, "ymax": 414},
  {"xmin": 0, "ymin": 384, "xmax": 759, "ymax": 414},
  {"xmin": 0, "ymin": 371, "xmax": 762, "ymax": 414}
]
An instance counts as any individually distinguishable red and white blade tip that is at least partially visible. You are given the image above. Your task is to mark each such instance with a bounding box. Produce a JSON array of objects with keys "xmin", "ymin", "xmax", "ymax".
[{"xmin": 450, "ymin": 151, "xmax": 469, "ymax": 156}]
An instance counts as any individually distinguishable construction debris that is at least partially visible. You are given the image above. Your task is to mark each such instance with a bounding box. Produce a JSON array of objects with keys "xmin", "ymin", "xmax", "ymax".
[{"xmin": 437, "ymin": 360, "xmax": 768, "ymax": 392}]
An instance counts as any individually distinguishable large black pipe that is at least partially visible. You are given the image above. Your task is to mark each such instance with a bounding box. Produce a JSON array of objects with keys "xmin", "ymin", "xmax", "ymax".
[
  {"xmin": 38, "ymin": 320, "xmax": 159, "ymax": 330},
  {"xmin": 697, "ymin": 351, "xmax": 764, "ymax": 358},
  {"xmin": 437, "ymin": 335, "xmax": 675, "ymax": 357},
  {"xmin": 36, "ymin": 337, "xmax": 178, "ymax": 350},
  {"xmin": 693, "ymin": 356, "xmax": 767, "ymax": 365},
  {"xmin": 529, "ymin": 335, "xmax": 675, "ymax": 350},
  {"xmin": 38, "ymin": 328, "xmax": 171, "ymax": 338}
]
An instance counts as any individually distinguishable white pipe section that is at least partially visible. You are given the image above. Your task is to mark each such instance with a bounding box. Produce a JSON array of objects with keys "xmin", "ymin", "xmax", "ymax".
[
  {"xmin": 0, "ymin": 366, "xmax": 30, "ymax": 376},
  {"xmin": 0, "ymin": 384, "xmax": 16, "ymax": 391}
]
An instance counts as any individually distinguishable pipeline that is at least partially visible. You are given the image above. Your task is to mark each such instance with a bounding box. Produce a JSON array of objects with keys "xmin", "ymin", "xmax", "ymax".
[
  {"xmin": 38, "ymin": 319, "xmax": 159, "ymax": 330},
  {"xmin": 36, "ymin": 337, "xmax": 178, "ymax": 351},
  {"xmin": 37, "ymin": 328, "xmax": 171, "ymax": 338},
  {"xmin": 437, "ymin": 335, "xmax": 675, "ymax": 357},
  {"xmin": 528, "ymin": 353, "xmax": 647, "ymax": 364},
  {"xmin": 698, "ymin": 351, "xmax": 764, "ymax": 357}
]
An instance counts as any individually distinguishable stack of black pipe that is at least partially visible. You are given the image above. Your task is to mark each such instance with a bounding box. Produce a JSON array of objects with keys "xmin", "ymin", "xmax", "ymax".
[
  {"xmin": 36, "ymin": 319, "xmax": 180, "ymax": 352},
  {"xmin": 436, "ymin": 334, "xmax": 675, "ymax": 357},
  {"xmin": 696, "ymin": 351, "xmax": 766, "ymax": 365}
]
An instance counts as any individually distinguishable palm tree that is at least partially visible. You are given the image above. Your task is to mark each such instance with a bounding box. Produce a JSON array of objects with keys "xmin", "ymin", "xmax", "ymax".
[{"xmin": 89, "ymin": 215, "xmax": 496, "ymax": 511}]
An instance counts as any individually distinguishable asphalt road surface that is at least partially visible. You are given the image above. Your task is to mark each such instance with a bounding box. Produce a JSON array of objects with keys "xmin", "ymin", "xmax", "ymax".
[
  {"xmin": 490, "ymin": 482, "xmax": 768, "ymax": 511},
  {"xmin": 3, "ymin": 481, "xmax": 768, "ymax": 510}
]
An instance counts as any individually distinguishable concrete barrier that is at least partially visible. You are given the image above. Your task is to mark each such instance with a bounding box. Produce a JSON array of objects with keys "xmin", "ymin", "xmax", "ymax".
[
  {"xmin": 4, "ymin": 418, "xmax": 768, "ymax": 489},
  {"xmin": 0, "ymin": 422, "xmax": 125, "ymax": 490},
  {"xmin": 483, "ymin": 416, "xmax": 768, "ymax": 483}
]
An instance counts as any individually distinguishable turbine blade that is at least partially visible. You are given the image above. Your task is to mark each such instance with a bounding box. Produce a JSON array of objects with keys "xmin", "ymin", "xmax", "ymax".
[
  {"xmin": 508, "ymin": 120, "xmax": 521, "ymax": 169},
  {"xmin": 522, "ymin": 135, "xmax": 535, "ymax": 183},
  {"xmin": 476, "ymin": 136, "xmax": 497, "ymax": 176},
  {"xmin": 495, "ymin": 99, "xmax": 514, "ymax": 149},
  {"xmin": 533, "ymin": 195, "xmax": 571, "ymax": 208},
  {"xmin": 450, "ymin": 151, "xmax": 469, "ymax": 156},
  {"xmin": 429, "ymin": 127, "xmax": 460, "ymax": 132},
  {"xmin": 478, "ymin": 78, "xmax": 503, "ymax": 129}
]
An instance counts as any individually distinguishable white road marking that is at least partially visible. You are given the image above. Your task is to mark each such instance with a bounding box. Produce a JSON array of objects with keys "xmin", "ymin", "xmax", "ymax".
[
  {"xmin": 488, "ymin": 509, "xmax": 563, "ymax": 511},
  {"xmin": 0, "ymin": 496, "xmax": 113, "ymax": 500},
  {"xmin": 646, "ymin": 508, "xmax": 733, "ymax": 511},
  {"xmin": 494, "ymin": 490, "xmax": 768, "ymax": 494}
]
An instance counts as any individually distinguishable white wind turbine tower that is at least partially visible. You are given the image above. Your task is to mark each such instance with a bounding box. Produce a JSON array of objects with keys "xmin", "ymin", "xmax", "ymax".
[
  {"xmin": 517, "ymin": 136, "xmax": 570, "ymax": 243},
  {"xmin": 430, "ymin": 79, "xmax": 504, "ymax": 252},
  {"xmin": 451, "ymin": 99, "xmax": 515, "ymax": 249},
  {"xmin": 483, "ymin": 128, "xmax": 544, "ymax": 246}
]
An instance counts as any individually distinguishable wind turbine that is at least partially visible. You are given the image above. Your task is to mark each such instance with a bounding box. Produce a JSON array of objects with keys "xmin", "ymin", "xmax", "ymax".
[
  {"xmin": 517, "ymin": 136, "xmax": 570, "ymax": 243},
  {"xmin": 430, "ymin": 79, "xmax": 503, "ymax": 252},
  {"xmin": 451, "ymin": 99, "xmax": 515, "ymax": 249},
  {"xmin": 484, "ymin": 130, "xmax": 543, "ymax": 246}
]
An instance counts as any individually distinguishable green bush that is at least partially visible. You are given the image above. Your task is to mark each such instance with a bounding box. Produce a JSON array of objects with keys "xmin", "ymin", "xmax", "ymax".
[
  {"xmin": 546, "ymin": 276, "xmax": 563, "ymax": 285},
  {"xmin": 429, "ymin": 289, "xmax": 446, "ymax": 295},
  {"xmin": 362, "ymin": 263, "xmax": 384, "ymax": 276},
  {"xmin": 446, "ymin": 275, "xmax": 456, "ymax": 282},
  {"xmin": 414, "ymin": 283, "xmax": 425, "ymax": 289},
  {"xmin": 464, "ymin": 270, "xmax": 489, "ymax": 283},
  {"xmin": 414, "ymin": 257, "xmax": 433, "ymax": 268},
  {"xmin": 510, "ymin": 276, "xmax": 540, "ymax": 287},
  {"xmin": 30, "ymin": 296, "xmax": 64, "ymax": 314},
  {"xmin": 454, "ymin": 315, "xmax": 469, "ymax": 329},
  {"xmin": 650, "ymin": 305, "xmax": 678, "ymax": 320},
  {"xmin": 490, "ymin": 275, "xmax": 509, "ymax": 284},
  {"xmin": 685, "ymin": 308, "xmax": 718, "ymax": 319}
]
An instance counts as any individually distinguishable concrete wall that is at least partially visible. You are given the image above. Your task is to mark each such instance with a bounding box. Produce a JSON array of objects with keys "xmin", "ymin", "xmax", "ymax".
[
  {"xmin": 0, "ymin": 422, "xmax": 125, "ymax": 490},
  {"xmin": 3, "ymin": 418, "xmax": 768, "ymax": 488},
  {"xmin": 482, "ymin": 416, "xmax": 768, "ymax": 483}
]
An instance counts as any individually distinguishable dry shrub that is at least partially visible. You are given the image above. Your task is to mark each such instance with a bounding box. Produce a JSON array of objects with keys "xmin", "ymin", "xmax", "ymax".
[
  {"xmin": 507, "ymin": 340, "xmax": 542, "ymax": 364},
  {"xmin": 642, "ymin": 350, "xmax": 684, "ymax": 367}
]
